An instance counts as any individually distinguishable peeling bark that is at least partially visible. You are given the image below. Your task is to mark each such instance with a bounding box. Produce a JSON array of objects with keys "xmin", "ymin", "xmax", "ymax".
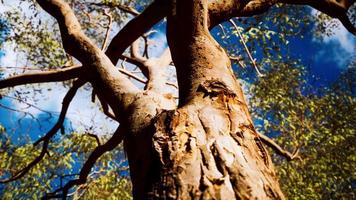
[
  {"xmin": 125, "ymin": 86, "xmax": 285, "ymax": 199},
  {"xmin": 148, "ymin": 94, "xmax": 284, "ymax": 199}
]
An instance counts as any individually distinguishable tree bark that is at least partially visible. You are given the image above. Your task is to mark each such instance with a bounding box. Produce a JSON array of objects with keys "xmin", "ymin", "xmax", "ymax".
[{"xmin": 124, "ymin": 0, "xmax": 285, "ymax": 199}]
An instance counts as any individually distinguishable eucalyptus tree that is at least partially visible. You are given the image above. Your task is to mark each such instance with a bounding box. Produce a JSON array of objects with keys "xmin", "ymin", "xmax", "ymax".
[{"xmin": 0, "ymin": 0, "xmax": 354, "ymax": 199}]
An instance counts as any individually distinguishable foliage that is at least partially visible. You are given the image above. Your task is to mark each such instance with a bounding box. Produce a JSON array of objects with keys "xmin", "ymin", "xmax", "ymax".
[
  {"xmin": 0, "ymin": 130, "xmax": 132, "ymax": 199},
  {"xmin": 250, "ymin": 62, "xmax": 356, "ymax": 199},
  {"xmin": 313, "ymin": 3, "xmax": 356, "ymax": 39},
  {"xmin": 216, "ymin": 4, "xmax": 312, "ymax": 78},
  {"xmin": 2, "ymin": 6, "xmax": 66, "ymax": 68}
]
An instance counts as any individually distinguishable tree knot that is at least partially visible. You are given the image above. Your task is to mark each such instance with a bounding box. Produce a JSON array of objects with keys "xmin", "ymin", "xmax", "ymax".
[{"xmin": 197, "ymin": 79, "xmax": 236, "ymax": 98}]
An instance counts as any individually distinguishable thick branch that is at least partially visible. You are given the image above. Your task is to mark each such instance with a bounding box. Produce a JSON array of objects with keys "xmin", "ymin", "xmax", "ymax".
[
  {"xmin": 281, "ymin": 0, "xmax": 356, "ymax": 35},
  {"xmin": 0, "ymin": 79, "xmax": 85, "ymax": 183},
  {"xmin": 145, "ymin": 48, "xmax": 174, "ymax": 92},
  {"xmin": 130, "ymin": 39, "xmax": 149, "ymax": 77},
  {"xmin": 105, "ymin": 0, "xmax": 168, "ymax": 66},
  {"xmin": 36, "ymin": 0, "xmax": 139, "ymax": 99},
  {"xmin": 128, "ymin": 37, "xmax": 177, "ymax": 91},
  {"xmin": 0, "ymin": 65, "xmax": 82, "ymax": 89},
  {"xmin": 71, "ymin": 1, "xmax": 174, "ymax": 95},
  {"xmin": 0, "ymin": 60, "xmax": 158, "ymax": 92},
  {"xmin": 208, "ymin": 0, "xmax": 355, "ymax": 34}
]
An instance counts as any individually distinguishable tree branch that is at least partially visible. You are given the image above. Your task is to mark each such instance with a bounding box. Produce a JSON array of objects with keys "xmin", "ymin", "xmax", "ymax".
[
  {"xmin": 92, "ymin": 88, "xmax": 118, "ymax": 121},
  {"xmin": 130, "ymin": 37, "xmax": 177, "ymax": 92},
  {"xmin": 2, "ymin": 95, "xmax": 55, "ymax": 117},
  {"xmin": 0, "ymin": 79, "xmax": 85, "ymax": 183},
  {"xmin": 43, "ymin": 126, "xmax": 125, "ymax": 199},
  {"xmin": 89, "ymin": 0, "xmax": 176, "ymax": 94},
  {"xmin": 0, "ymin": 65, "xmax": 82, "ymax": 89},
  {"xmin": 101, "ymin": 10, "xmax": 113, "ymax": 51},
  {"xmin": 0, "ymin": 103, "xmax": 37, "ymax": 120},
  {"xmin": 229, "ymin": 19, "xmax": 264, "ymax": 77},
  {"xmin": 86, "ymin": 132, "xmax": 101, "ymax": 146},
  {"xmin": 118, "ymin": 67, "xmax": 147, "ymax": 84},
  {"xmin": 130, "ymin": 39, "xmax": 149, "ymax": 77},
  {"xmin": 257, "ymin": 132, "xmax": 301, "ymax": 161},
  {"xmin": 0, "ymin": 59, "xmax": 160, "ymax": 95},
  {"xmin": 209, "ymin": 0, "xmax": 355, "ymax": 34},
  {"xmin": 105, "ymin": 0, "xmax": 168, "ymax": 66},
  {"xmin": 36, "ymin": 0, "xmax": 139, "ymax": 100},
  {"xmin": 145, "ymin": 48, "xmax": 175, "ymax": 92},
  {"xmin": 281, "ymin": 0, "xmax": 356, "ymax": 35}
]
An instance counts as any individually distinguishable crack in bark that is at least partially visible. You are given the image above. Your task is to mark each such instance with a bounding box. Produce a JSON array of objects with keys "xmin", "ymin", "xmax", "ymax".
[{"xmin": 254, "ymin": 137, "xmax": 270, "ymax": 166}]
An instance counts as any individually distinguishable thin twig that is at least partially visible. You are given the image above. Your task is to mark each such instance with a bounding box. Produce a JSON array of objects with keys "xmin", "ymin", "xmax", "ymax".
[
  {"xmin": 257, "ymin": 131, "xmax": 301, "ymax": 161},
  {"xmin": 86, "ymin": 133, "xmax": 101, "ymax": 146},
  {"xmin": 119, "ymin": 66, "xmax": 178, "ymax": 89},
  {"xmin": 229, "ymin": 55, "xmax": 246, "ymax": 68},
  {"xmin": 142, "ymin": 30, "xmax": 157, "ymax": 58},
  {"xmin": 0, "ymin": 103, "xmax": 36, "ymax": 120},
  {"xmin": 3, "ymin": 95, "xmax": 56, "ymax": 117},
  {"xmin": 166, "ymin": 81, "xmax": 178, "ymax": 89},
  {"xmin": 1, "ymin": 66, "xmax": 45, "ymax": 71},
  {"xmin": 218, "ymin": 24, "xmax": 227, "ymax": 38},
  {"xmin": 101, "ymin": 10, "xmax": 113, "ymax": 51},
  {"xmin": 44, "ymin": 126, "xmax": 125, "ymax": 199},
  {"xmin": 229, "ymin": 19, "xmax": 264, "ymax": 77},
  {"xmin": 90, "ymin": 2, "xmax": 140, "ymax": 16},
  {"xmin": 118, "ymin": 67, "xmax": 146, "ymax": 84}
]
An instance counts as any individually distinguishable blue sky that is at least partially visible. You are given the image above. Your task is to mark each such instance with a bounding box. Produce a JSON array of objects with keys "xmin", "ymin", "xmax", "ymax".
[{"xmin": 288, "ymin": 29, "xmax": 354, "ymax": 86}]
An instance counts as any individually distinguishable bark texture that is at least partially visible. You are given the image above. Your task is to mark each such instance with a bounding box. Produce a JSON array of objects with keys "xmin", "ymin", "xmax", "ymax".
[{"xmin": 124, "ymin": 0, "xmax": 285, "ymax": 199}]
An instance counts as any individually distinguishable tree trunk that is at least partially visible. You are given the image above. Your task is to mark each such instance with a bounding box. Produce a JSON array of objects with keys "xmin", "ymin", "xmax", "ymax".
[{"xmin": 124, "ymin": 0, "xmax": 285, "ymax": 199}]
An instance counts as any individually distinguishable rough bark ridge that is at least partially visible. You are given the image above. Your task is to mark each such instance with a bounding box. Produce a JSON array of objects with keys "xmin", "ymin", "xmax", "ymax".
[{"xmin": 124, "ymin": 0, "xmax": 284, "ymax": 199}]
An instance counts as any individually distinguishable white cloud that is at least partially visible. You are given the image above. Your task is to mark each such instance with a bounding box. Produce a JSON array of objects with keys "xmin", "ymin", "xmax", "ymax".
[
  {"xmin": 148, "ymin": 31, "xmax": 168, "ymax": 57},
  {"xmin": 322, "ymin": 23, "xmax": 355, "ymax": 54},
  {"xmin": 3, "ymin": 83, "xmax": 118, "ymax": 136},
  {"xmin": 311, "ymin": 10, "xmax": 355, "ymax": 68},
  {"xmin": 0, "ymin": 44, "xmax": 18, "ymax": 68}
]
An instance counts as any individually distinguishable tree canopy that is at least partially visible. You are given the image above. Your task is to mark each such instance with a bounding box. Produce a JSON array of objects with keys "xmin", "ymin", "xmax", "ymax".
[{"xmin": 0, "ymin": 0, "xmax": 355, "ymax": 199}]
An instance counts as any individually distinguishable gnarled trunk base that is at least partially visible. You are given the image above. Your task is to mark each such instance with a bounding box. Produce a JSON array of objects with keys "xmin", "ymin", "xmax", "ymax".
[{"xmin": 125, "ymin": 89, "xmax": 284, "ymax": 199}]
